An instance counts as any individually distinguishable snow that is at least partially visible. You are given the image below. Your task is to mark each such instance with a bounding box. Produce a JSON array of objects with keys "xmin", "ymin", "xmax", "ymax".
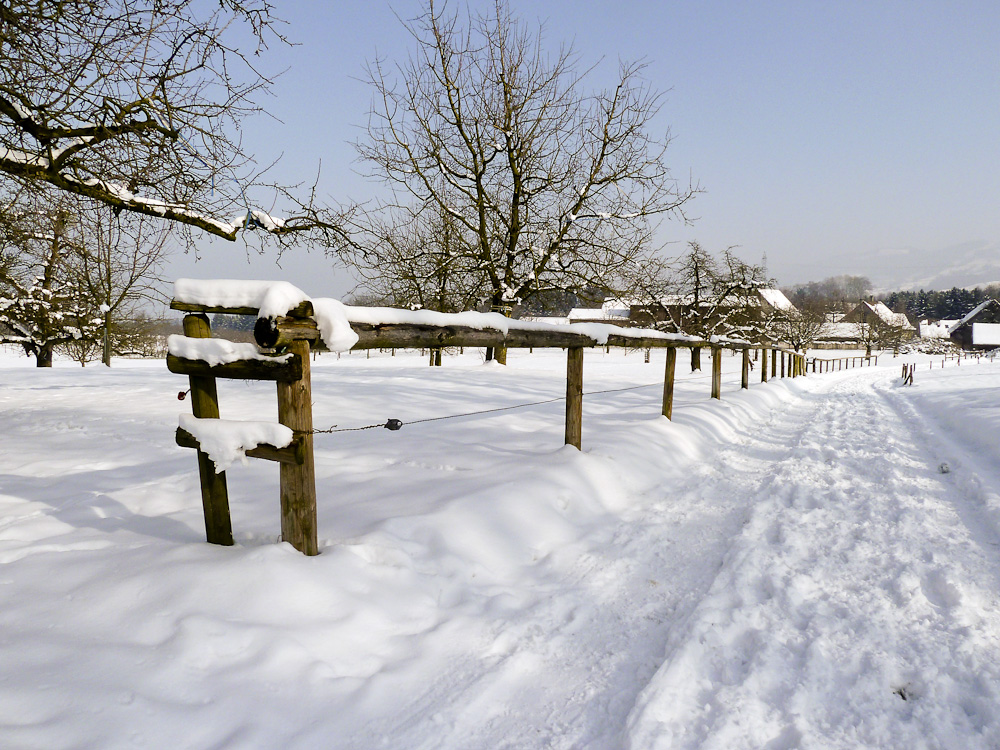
[
  {"xmin": 972, "ymin": 323, "xmax": 1000, "ymax": 346},
  {"xmin": 757, "ymin": 287, "xmax": 795, "ymax": 311},
  {"xmin": 919, "ymin": 319, "xmax": 959, "ymax": 339},
  {"xmin": 174, "ymin": 278, "xmax": 310, "ymax": 317},
  {"xmin": 178, "ymin": 413, "xmax": 293, "ymax": 472},
  {"xmin": 0, "ymin": 146, "xmax": 49, "ymax": 168},
  {"xmin": 2, "ymin": 345, "xmax": 1000, "ymax": 748},
  {"xmin": 173, "ymin": 279, "xmax": 359, "ymax": 352},
  {"xmin": 167, "ymin": 335, "xmax": 293, "ymax": 366},
  {"xmin": 344, "ymin": 305, "xmax": 702, "ymax": 345},
  {"xmin": 310, "ymin": 298, "xmax": 360, "ymax": 352},
  {"xmin": 953, "ymin": 300, "xmax": 995, "ymax": 329}
]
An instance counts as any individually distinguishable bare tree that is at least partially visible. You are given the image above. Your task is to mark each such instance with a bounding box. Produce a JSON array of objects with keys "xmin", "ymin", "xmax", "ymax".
[
  {"xmin": 353, "ymin": 0, "xmax": 698, "ymax": 362},
  {"xmin": 352, "ymin": 199, "xmax": 485, "ymax": 314},
  {"xmin": 71, "ymin": 208, "xmax": 172, "ymax": 365},
  {"xmin": 0, "ymin": 193, "xmax": 102, "ymax": 366},
  {"xmin": 637, "ymin": 242, "xmax": 771, "ymax": 370},
  {"xmin": 853, "ymin": 313, "xmax": 907, "ymax": 356},
  {"xmin": 0, "ymin": 0, "xmax": 344, "ymax": 249},
  {"xmin": 770, "ymin": 304, "xmax": 826, "ymax": 352}
]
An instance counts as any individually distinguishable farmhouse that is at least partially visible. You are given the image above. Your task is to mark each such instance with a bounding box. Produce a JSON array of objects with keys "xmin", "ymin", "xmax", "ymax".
[
  {"xmin": 948, "ymin": 299, "xmax": 1000, "ymax": 350},
  {"xmin": 565, "ymin": 299, "xmax": 632, "ymax": 325},
  {"xmin": 918, "ymin": 319, "xmax": 960, "ymax": 339},
  {"xmin": 840, "ymin": 300, "xmax": 915, "ymax": 336}
]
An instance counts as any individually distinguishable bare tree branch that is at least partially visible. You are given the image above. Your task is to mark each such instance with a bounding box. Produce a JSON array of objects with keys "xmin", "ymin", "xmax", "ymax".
[{"xmin": 0, "ymin": 0, "xmax": 346, "ymax": 249}]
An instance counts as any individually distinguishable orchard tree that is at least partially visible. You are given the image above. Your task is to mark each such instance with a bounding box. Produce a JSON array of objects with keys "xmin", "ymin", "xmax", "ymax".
[
  {"xmin": 640, "ymin": 242, "xmax": 771, "ymax": 370},
  {"xmin": 770, "ymin": 304, "xmax": 826, "ymax": 352},
  {"xmin": 0, "ymin": 0, "xmax": 343, "ymax": 249},
  {"xmin": 354, "ymin": 0, "xmax": 698, "ymax": 362},
  {"xmin": 72, "ymin": 208, "xmax": 172, "ymax": 366},
  {"xmin": 351, "ymin": 199, "xmax": 485, "ymax": 315},
  {"xmin": 0, "ymin": 195, "xmax": 102, "ymax": 366}
]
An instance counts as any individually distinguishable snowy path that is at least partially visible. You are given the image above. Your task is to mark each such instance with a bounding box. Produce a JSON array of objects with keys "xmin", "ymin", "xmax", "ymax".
[
  {"xmin": 347, "ymin": 392, "xmax": 825, "ymax": 749},
  {"xmin": 627, "ymin": 370, "xmax": 1000, "ymax": 749}
]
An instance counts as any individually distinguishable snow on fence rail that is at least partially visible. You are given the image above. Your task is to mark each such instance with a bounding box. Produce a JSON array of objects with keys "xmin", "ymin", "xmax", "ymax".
[{"xmin": 167, "ymin": 279, "xmax": 809, "ymax": 555}]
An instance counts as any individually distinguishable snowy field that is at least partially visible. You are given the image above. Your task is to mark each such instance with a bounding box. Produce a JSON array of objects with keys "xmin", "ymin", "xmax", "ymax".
[{"xmin": 2, "ymin": 344, "xmax": 1000, "ymax": 749}]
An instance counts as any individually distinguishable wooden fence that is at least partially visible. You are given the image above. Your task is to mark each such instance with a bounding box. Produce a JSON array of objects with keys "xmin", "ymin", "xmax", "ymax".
[
  {"xmin": 168, "ymin": 296, "xmax": 810, "ymax": 555},
  {"xmin": 807, "ymin": 354, "xmax": 879, "ymax": 373}
]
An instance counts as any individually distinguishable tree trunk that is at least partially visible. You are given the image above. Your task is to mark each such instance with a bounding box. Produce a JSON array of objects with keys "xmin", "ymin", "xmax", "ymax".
[
  {"xmin": 36, "ymin": 345, "xmax": 54, "ymax": 367},
  {"xmin": 491, "ymin": 302, "xmax": 509, "ymax": 365},
  {"xmin": 690, "ymin": 347, "xmax": 701, "ymax": 372},
  {"xmin": 102, "ymin": 310, "xmax": 112, "ymax": 367}
]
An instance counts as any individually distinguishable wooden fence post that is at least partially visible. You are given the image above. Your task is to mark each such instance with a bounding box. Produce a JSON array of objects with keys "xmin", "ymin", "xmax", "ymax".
[
  {"xmin": 182, "ymin": 313, "xmax": 234, "ymax": 547},
  {"xmin": 711, "ymin": 347, "xmax": 722, "ymax": 399},
  {"xmin": 771, "ymin": 348, "xmax": 778, "ymax": 378},
  {"xmin": 780, "ymin": 351, "xmax": 786, "ymax": 378},
  {"xmin": 565, "ymin": 348, "xmax": 584, "ymax": 449},
  {"xmin": 276, "ymin": 339, "xmax": 319, "ymax": 555},
  {"xmin": 761, "ymin": 348, "xmax": 768, "ymax": 383},
  {"xmin": 741, "ymin": 348, "xmax": 750, "ymax": 389},
  {"xmin": 662, "ymin": 347, "xmax": 676, "ymax": 419}
]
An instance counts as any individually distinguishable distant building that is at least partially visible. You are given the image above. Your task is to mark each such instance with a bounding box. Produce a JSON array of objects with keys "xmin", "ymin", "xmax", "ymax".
[
  {"xmin": 948, "ymin": 299, "xmax": 1000, "ymax": 350},
  {"xmin": 627, "ymin": 288, "xmax": 796, "ymax": 330},
  {"xmin": 841, "ymin": 300, "xmax": 915, "ymax": 334},
  {"xmin": 918, "ymin": 319, "xmax": 959, "ymax": 339},
  {"xmin": 811, "ymin": 302, "xmax": 915, "ymax": 350},
  {"xmin": 565, "ymin": 299, "xmax": 632, "ymax": 325}
]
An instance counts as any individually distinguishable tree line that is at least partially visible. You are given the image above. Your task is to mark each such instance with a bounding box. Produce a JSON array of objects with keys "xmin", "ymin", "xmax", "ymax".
[{"xmin": 881, "ymin": 286, "xmax": 1000, "ymax": 322}]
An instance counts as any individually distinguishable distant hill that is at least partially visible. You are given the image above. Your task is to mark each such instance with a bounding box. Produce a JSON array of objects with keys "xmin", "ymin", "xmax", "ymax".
[{"xmin": 863, "ymin": 240, "xmax": 1000, "ymax": 293}]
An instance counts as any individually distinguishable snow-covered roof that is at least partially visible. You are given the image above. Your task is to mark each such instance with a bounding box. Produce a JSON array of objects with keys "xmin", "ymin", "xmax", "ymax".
[
  {"xmin": 568, "ymin": 307, "xmax": 606, "ymax": 321},
  {"xmin": 870, "ymin": 301, "xmax": 912, "ymax": 328},
  {"xmin": 627, "ymin": 288, "xmax": 794, "ymax": 311},
  {"xmin": 848, "ymin": 301, "xmax": 914, "ymax": 330},
  {"xmin": 600, "ymin": 299, "xmax": 632, "ymax": 318},
  {"xmin": 568, "ymin": 304, "xmax": 629, "ymax": 321},
  {"xmin": 972, "ymin": 323, "xmax": 1000, "ymax": 346},
  {"xmin": 816, "ymin": 322, "xmax": 865, "ymax": 340},
  {"xmin": 949, "ymin": 299, "xmax": 1000, "ymax": 332},
  {"xmin": 918, "ymin": 320, "xmax": 959, "ymax": 339},
  {"xmin": 758, "ymin": 288, "xmax": 795, "ymax": 311}
]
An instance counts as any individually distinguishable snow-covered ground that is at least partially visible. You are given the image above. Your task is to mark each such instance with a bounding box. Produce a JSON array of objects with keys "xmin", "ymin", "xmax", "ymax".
[{"xmin": 2, "ymin": 345, "xmax": 999, "ymax": 749}]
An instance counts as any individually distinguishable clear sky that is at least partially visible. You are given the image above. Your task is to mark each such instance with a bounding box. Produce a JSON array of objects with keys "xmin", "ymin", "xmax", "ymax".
[{"xmin": 169, "ymin": 0, "xmax": 1000, "ymax": 298}]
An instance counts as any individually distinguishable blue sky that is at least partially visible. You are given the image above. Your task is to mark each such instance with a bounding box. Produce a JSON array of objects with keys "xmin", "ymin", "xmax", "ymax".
[{"xmin": 170, "ymin": 0, "xmax": 1000, "ymax": 297}]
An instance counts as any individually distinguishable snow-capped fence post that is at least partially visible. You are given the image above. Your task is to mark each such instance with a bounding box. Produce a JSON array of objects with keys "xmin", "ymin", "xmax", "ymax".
[
  {"xmin": 761, "ymin": 348, "xmax": 768, "ymax": 383},
  {"xmin": 276, "ymin": 338, "xmax": 319, "ymax": 556},
  {"xmin": 662, "ymin": 347, "xmax": 677, "ymax": 419},
  {"xmin": 771, "ymin": 348, "xmax": 778, "ymax": 379},
  {"xmin": 711, "ymin": 347, "xmax": 723, "ymax": 399},
  {"xmin": 565, "ymin": 348, "xmax": 584, "ymax": 449},
  {"xmin": 780, "ymin": 350, "xmax": 786, "ymax": 378},
  {"xmin": 741, "ymin": 348, "xmax": 750, "ymax": 389},
  {"xmin": 180, "ymin": 313, "xmax": 235, "ymax": 547}
]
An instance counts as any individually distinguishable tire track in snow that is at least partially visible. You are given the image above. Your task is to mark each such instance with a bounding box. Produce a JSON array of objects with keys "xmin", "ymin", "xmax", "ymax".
[{"xmin": 625, "ymin": 370, "xmax": 1000, "ymax": 750}]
